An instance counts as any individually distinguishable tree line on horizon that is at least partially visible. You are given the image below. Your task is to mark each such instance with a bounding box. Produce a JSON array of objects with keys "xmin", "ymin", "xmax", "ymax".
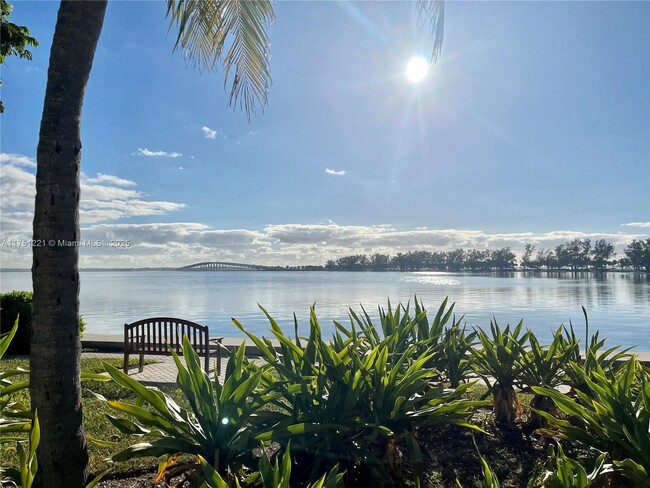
[{"xmin": 321, "ymin": 238, "xmax": 650, "ymax": 272}]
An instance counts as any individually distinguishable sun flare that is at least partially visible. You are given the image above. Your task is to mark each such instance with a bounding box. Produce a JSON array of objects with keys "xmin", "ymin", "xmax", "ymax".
[{"xmin": 406, "ymin": 56, "xmax": 429, "ymax": 82}]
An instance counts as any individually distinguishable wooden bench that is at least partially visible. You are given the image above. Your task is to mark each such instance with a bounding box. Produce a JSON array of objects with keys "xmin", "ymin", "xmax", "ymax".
[{"xmin": 123, "ymin": 317, "xmax": 222, "ymax": 376}]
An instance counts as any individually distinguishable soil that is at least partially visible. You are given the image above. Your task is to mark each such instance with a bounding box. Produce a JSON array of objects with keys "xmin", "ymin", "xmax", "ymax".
[
  {"xmin": 408, "ymin": 421, "xmax": 545, "ymax": 487},
  {"xmin": 95, "ymin": 414, "xmax": 548, "ymax": 488}
]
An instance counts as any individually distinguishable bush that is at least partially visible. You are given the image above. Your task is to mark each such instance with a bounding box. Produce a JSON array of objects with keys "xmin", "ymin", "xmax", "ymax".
[
  {"xmin": 534, "ymin": 358, "xmax": 650, "ymax": 484},
  {"xmin": 0, "ymin": 291, "xmax": 86, "ymax": 355},
  {"xmin": 0, "ymin": 291, "xmax": 33, "ymax": 355},
  {"xmin": 471, "ymin": 319, "xmax": 530, "ymax": 427},
  {"xmin": 97, "ymin": 337, "xmax": 283, "ymax": 483},
  {"xmin": 235, "ymin": 304, "xmax": 486, "ymax": 485}
]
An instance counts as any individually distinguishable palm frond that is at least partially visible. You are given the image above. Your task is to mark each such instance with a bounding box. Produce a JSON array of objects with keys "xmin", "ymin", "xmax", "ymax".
[
  {"xmin": 415, "ymin": 0, "xmax": 445, "ymax": 61},
  {"xmin": 166, "ymin": 0, "xmax": 275, "ymax": 118}
]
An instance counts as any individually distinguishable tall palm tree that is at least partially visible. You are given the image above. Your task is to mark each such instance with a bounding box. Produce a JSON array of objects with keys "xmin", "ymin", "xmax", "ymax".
[
  {"xmin": 32, "ymin": 4, "xmax": 108, "ymax": 486},
  {"xmin": 30, "ymin": 1, "xmax": 442, "ymax": 486}
]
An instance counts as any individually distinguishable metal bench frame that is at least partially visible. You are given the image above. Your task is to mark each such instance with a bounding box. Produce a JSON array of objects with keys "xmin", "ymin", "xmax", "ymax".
[{"xmin": 123, "ymin": 317, "xmax": 222, "ymax": 376}]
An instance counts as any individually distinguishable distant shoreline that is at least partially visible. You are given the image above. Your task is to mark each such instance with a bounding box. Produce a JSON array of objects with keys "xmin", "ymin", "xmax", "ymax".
[{"xmin": 1, "ymin": 268, "xmax": 647, "ymax": 274}]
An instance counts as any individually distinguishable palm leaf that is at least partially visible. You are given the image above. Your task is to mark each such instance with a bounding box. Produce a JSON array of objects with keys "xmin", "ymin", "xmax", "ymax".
[
  {"xmin": 166, "ymin": 0, "xmax": 275, "ymax": 118},
  {"xmin": 415, "ymin": 0, "xmax": 445, "ymax": 61}
]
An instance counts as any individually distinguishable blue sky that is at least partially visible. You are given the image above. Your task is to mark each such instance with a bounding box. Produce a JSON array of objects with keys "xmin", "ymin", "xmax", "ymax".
[{"xmin": 1, "ymin": 0, "xmax": 649, "ymax": 267}]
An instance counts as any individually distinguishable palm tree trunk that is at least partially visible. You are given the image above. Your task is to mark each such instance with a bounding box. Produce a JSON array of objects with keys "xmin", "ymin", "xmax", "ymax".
[{"xmin": 31, "ymin": 1, "xmax": 107, "ymax": 486}]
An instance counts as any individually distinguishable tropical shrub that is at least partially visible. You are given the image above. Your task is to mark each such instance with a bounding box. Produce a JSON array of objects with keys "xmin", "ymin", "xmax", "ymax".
[
  {"xmin": 476, "ymin": 445, "xmax": 500, "ymax": 488},
  {"xmin": 0, "ymin": 291, "xmax": 86, "ymax": 355},
  {"xmin": 346, "ymin": 299, "xmax": 418, "ymax": 355},
  {"xmin": 1, "ymin": 318, "xmax": 108, "ymax": 488},
  {"xmin": 345, "ymin": 297, "xmax": 454, "ymax": 363},
  {"xmin": 235, "ymin": 305, "xmax": 487, "ymax": 485},
  {"xmin": 0, "ymin": 412, "xmax": 39, "ymax": 488},
  {"xmin": 540, "ymin": 443, "xmax": 612, "ymax": 488},
  {"xmin": 455, "ymin": 438, "xmax": 500, "ymax": 488},
  {"xmin": 345, "ymin": 297, "xmax": 467, "ymax": 385},
  {"xmin": 0, "ymin": 292, "xmax": 33, "ymax": 355},
  {"xmin": 517, "ymin": 326, "xmax": 579, "ymax": 391},
  {"xmin": 558, "ymin": 326, "xmax": 631, "ymax": 394},
  {"xmin": 471, "ymin": 319, "xmax": 530, "ymax": 426},
  {"xmin": 243, "ymin": 443, "xmax": 345, "ymax": 488},
  {"xmin": 96, "ymin": 336, "xmax": 284, "ymax": 483},
  {"xmin": 533, "ymin": 358, "xmax": 650, "ymax": 484},
  {"xmin": 434, "ymin": 323, "xmax": 477, "ymax": 388},
  {"xmin": 1, "ymin": 317, "xmax": 32, "ymax": 439},
  {"xmin": 0, "ymin": 318, "xmax": 36, "ymax": 487},
  {"xmin": 194, "ymin": 444, "xmax": 344, "ymax": 488},
  {"xmin": 515, "ymin": 326, "xmax": 579, "ymax": 428}
]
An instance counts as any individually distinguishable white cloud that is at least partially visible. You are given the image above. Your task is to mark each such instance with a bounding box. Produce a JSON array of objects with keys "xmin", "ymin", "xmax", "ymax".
[
  {"xmin": 622, "ymin": 222, "xmax": 650, "ymax": 228},
  {"xmin": 0, "ymin": 153, "xmax": 36, "ymax": 168},
  {"xmin": 179, "ymin": 166, "xmax": 184, "ymax": 170},
  {"xmin": 80, "ymin": 199, "xmax": 185, "ymax": 224},
  {"xmin": 83, "ymin": 173, "xmax": 136, "ymax": 187},
  {"xmin": 246, "ymin": 131, "xmax": 259, "ymax": 136},
  {"xmin": 262, "ymin": 224, "xmax": 644, "ymax": 257},
  {"xmin": 134, "ymin": 148, "xmax": 182, "ymax": 158},
  {"xmin": 0, "ymin": 164, "xmax": 38, "ymax": 211},
  {"xmin": 2, "ymin": 216, "xmax": 646, "ymax": 269},
  {"xmin": 202, "ymin": 126, "xmax": 227, "ymax": 140},
  {"xmin": 202, "ymin": 126, "xmax": 218, "ymax": 139},
  {"xmin": 1, "ymin": 152, "xmax": 184, "ymax": 231},
  {"xmin": 325, "ymin": 168, "xmax": 346, "ymax": 176}
]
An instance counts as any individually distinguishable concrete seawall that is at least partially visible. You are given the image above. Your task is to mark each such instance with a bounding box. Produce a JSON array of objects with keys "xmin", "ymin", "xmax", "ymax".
[{"xmin": 82, "ymin": 333, "xmax": 650, "ymax": 365}]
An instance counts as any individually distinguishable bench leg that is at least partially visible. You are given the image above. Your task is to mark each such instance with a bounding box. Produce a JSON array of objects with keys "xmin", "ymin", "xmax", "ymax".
[
  {"xmin": 124, "ymin": 351, "xmax": 129, "ymax": 374},
  {"xmin": 217, "ymin": 345, "xmax": 222, "ymax": 376},
  {"xmin": 138, "ymin": 334, "xmax": 144, "ymax": 373}
]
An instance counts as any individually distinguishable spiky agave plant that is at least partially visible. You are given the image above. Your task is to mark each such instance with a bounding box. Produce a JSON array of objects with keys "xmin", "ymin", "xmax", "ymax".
[
  {"xmin": 0, "ymin": 318, "xmax": 36, "ymax": 488},
  {"xmin": 434, "ymin": 322, "xmax": 477, "ymax": 388},
  {"xmin": 236, "ymin": 304, "xmax": 486, "ymax": 485},
  {"xmin": 95, "ymin": 336, "xmax": 284, "ymax": 483},
  {"xmin": 344, "ymin": 296, "xmax": 454, "ymax": 364},
  {"xmin": 1, "ymin": 318, "xmax": 108, "ymax": 488},
  {"xmin": 557, "ymin": 315, "xmax": 632, "ymax": 396},
  {"xmin": 533, "ymin": 358, "xmax": 650, "ymax": 485},
  {"xmin": 515, "ymin": 326, "xmax": 579, "ymax": 430},
  {"xmin": 471, "ymin": 319, "xmax": 530, "ymax": 427},
  {"xmin": 540, "ymin": 443, "xmax": 613, "ymax": 488},
  {"xmin": 454, "ymin": 438, "xmax": 500, "ymax": 488},
  {"xmin": 240, "ymin": 442, "xmax": 345, "ymax": 488},
  {"xmin": 0, "ymin": 318, "xmax": 31, "ymax": 436}
]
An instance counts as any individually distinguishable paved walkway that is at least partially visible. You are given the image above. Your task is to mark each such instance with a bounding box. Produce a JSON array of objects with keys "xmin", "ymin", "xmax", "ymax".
[
  {"xmin": 83, "ymin": 351, "xmax": 232, "ymax": 385},
  {"xmin": 82, "ymin": 334, "xmax": 274, "ymax": 385}
]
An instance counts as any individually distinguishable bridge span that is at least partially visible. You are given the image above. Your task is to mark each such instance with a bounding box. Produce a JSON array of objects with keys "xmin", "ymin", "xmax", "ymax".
[{"xmin": 177, "ymin": 261, "xmax": 270, "ymax": 271}]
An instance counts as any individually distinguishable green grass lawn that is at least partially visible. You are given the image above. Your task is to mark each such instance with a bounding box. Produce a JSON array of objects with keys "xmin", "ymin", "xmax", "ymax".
[{"xmin": 1, "ymin": 356, "xmax": 181, "ymax": 478}]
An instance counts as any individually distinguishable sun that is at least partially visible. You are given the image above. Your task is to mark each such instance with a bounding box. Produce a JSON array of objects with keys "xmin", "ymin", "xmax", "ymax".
[{"xmin": 406, "ymin": 56, "xmax": 429, "ymax": 82}]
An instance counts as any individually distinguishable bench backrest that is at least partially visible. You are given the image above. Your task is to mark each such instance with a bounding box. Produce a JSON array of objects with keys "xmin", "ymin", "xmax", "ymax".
[{"xmin": 124, "ymin": 317, "xmax": 209, "ymax": 355}]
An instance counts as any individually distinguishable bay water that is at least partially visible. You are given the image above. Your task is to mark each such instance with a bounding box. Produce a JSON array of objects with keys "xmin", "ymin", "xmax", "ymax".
[{"xmin": 1, "ymin": 270, "xmax": 648, "ymax": 350}]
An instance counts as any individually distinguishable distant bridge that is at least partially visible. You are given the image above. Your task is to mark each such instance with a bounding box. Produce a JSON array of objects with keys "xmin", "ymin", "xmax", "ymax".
[{"xmin": 177, "ymin": 261, "xmax": 270, "ymax": 271}]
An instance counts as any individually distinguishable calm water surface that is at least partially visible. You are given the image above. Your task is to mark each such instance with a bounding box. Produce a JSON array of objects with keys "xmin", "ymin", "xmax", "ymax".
[{"xmin": 1, "ymin": 271, "xmax": 648, "ymax": 349}]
